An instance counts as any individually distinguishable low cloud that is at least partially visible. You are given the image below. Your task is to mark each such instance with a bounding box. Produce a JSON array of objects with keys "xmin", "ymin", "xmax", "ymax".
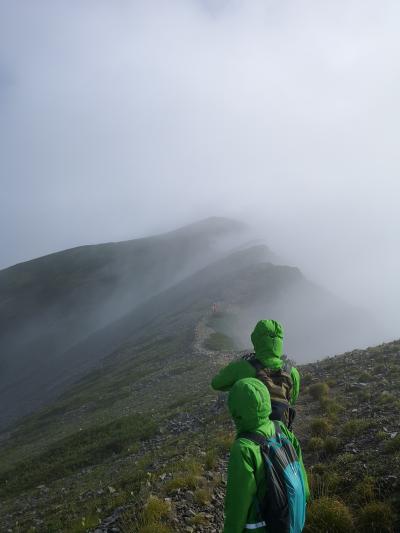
[{"xmin": 0, "ymin": 0, "xmax": 399, "ymax": 336}]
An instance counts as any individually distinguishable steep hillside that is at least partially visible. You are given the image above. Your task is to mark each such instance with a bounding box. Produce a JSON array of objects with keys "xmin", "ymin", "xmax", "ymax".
[
  {"xmin": 0, "ymin": 313, "xmax": 399, "ymax": 532},
  {"xmin": 0, "ymin": 216, "xmax": 377, "ymax": 430},
  {"xmin": 0, "ymin": 218, "xmax": 252, "ymax": 428}
]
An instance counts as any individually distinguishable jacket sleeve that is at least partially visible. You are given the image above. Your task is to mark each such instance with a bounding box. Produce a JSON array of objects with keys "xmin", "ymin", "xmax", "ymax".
[
  {"xmin": 290, "ymin": 367, "xmax": 301, "ymax": 405},
  {"xmin": 224, "ymin": 442, "xmax": 257, "ymax": 533},
  {"xmin": 211, "ymin": 360, "xmax": 255, "ymax": 391},
  {"xmin": 280, "ymin": 423, "xmax": 310, "ymax": 501}
]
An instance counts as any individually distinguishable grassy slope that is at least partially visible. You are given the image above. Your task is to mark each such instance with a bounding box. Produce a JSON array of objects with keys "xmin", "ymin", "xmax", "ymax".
[
  {"xmin": 0, "ymin": 218, "xmax": 249, "ymax": 429},
  {"xmin": 1, "ymin": 309, "xmax": 399, "ymax": 532}
]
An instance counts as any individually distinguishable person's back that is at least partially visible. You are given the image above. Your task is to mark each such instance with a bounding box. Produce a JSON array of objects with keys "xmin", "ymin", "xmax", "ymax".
[
  {"xmin": 211, "ymin": 319, "xmax": 300, "ymax": 428},
  {"xmin": 224, "ymin": 378, "xmax": 308, "ymax": 533}
]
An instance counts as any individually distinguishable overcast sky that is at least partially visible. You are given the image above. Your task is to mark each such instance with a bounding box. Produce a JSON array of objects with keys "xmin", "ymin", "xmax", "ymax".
[{"xmin": 1, "ymin": 0, "xmax": 399, "ymax": 334}]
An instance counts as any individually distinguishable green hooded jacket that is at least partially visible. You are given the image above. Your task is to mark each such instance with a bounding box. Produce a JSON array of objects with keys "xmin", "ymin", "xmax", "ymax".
[
  {"xmin": 211, "ymin": 320, "xmax": 300, "ymax": 405},
  {"xmin": 224, "ymin": 378, "xmax": 309, "ymax": 533}
]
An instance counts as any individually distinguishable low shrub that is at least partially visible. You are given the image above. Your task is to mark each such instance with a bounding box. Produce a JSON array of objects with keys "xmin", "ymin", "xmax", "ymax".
[
  {"xmin": 357, "ymin": 501, "xmax": 394, "ymax": 532},
  {"xmin": 194, "ymin": 487, "xmax": 212, "ymax": 505},
  {"xmin": 119, "ymin": 495, "xmax": 172, "ymax": 533},
  {"xmin": 341, "ymin": 419, "xmax": 373, "ymax": 439},
  {"xmin": 189, "ymin": 513, "xmax": 209, "ymax": 525},
  {"xmin": 164, "ymin": 473, "xmax": 202, "ymax": 493},
  {"xmin": 384, "ymin": 435, "xmax": 400, "ymax": 454},
  {"xmin": 214, "ymin": 433, "xmax": 234, "ymax": 452},
  {"xmin": 307, "ymin": 437, "xmax": 324, "ymax": 452},
  {"xmin": 358, "ymin": 371, "xmax": 372, "ymax": 382},
  {"xmin": 204, "ymin": 449, "xmax": 217, "ymax": 469},
  {"xmin": 335, "ymin": 453, "xmax": 357, "ymax": 466},
  {"xmin": 379, "ymin": 392, "xmax": 397, "ymax": 405},
  {"xmin": 142, "ymin": 496, "xmax": 171, "ymax": 523},
  {"xmin": 352, "ymin": 476, "xmax": 376, "ymax": 504},
  {"xmin": 323, "ymin": 436, "xmax": 340, "ymax": 454},
  {"xmin": 304, "ymin": 497, "xmax": 353, "ymax": 532},
  {"xmin": 319, "ymin": 398, "xmax": 344, "ymax": 417},
  {"xmin": 310, "ymin": 418, "xmax": 332, "ymax": 438},
  {"xmin": 376, "ymin": 430, "xmax": 389, "ymax": 441},
  {"xmin": 308, "ymin": 383, "xmax": 330, "ymax": 401},
  {"xmin": 308, "ymin": 471, "xmax": 342, "ymax": 499}
]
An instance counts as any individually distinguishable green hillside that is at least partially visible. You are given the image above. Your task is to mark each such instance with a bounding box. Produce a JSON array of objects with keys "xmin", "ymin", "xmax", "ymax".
[
  {"xmin": 1, "ymin": 306, "xmax": 399, "ymax": 531},
  {"xmin": 0, "ymin": 218, "xmax": 251, "ymax": 429}
]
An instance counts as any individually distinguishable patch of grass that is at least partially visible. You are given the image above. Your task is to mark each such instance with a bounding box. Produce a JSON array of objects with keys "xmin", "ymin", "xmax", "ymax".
[
  {"xmin": 308, "ymin": 383, "xmax": 330, "ymax": 401},
  {"xmin": 204, "ymin": 449, "xmax": 217, "ymax": 469},
  {"xmin": 137, "ymin": 527, "xmax": 172, "ymax": 533},
  {"xmin": 335, "ymin": 453, "xmax": 357, "ymax": 466},
  {"xmin": 142, "ymin": 495, "xmax": 171, "ymax": 523},
  {"xmin": 308, "ymin": 471, "xmax": 341, "ymax": 499},
  {"xmin": 307, "ymin": 437, "xmax": 325, "ymax": 452},
  {"xmin": 310, "ymin": 418, "xmax": 332, "ymax": 438},
  {"xmin": 352, "ymin": 476, "xmax": 376, "ymax": 504},
  {"xmin": 384, "ymin": 435, "xmax": 400, "ymax": 454},
  {"xmin": 0, "ymin": 413, "xmax": 156, "ymax": 498},
  {"xmin": 341, "ymin": 419, "xmax": 373, "ymax": 439},
  {"xmin": 171, "ymin": 458, "xmax": 203, "ymax": 476},
  {"xmin": 167, "ymin": 394, "xmax": 195, "ymax": 410},
  {"xmin": 304, "ymin": 497, "xmax": 353, "ymax": 532},
  {"xmin": 378, "ymin": 392, "xmax": 397, "ymax": 405},
  {"xmin": 204, "ymin": 332, "xmax": 237, "ymax": 352},
  {"xmin": 357, "ymin": 389, "xmax": 372, "ymax": 402},
  {"xmin": 356, "ymin": 501, "xmax": 394, "ymax": 532},
  {"xmin": 376, "ymin": 431, "xmax": 390, "ymax": 441},
  {"xmin": 119, "ymin": 494, "xmax": 173, "ymax": 533},
  {"xmin": 323, "ymin": 436, "xmax": 340, "ymax": 454},
  {"xmin": 358, "ymin": 371, "xmax": 372, "ymax": 382},
  {"xmin": 189, "ymin": 512, "xmax": 209, "ymax": 525},
  {"xmin": 214, "ymin": 432, "xmax": 234, "ymax": 452},
  {"xmin": 319, "ymin": 398, "xmax": 344, "ymax": 417},
  {"xmin": 194, "ymin": 487, "xmax": 212, "ymax": 505},
  {"xmin": 164, "ymin": 473, "xmax": 202, "ymax": 493},
  {"xmin": 302, "ymin": 373, "xmax": 313, "ymax": 386}
]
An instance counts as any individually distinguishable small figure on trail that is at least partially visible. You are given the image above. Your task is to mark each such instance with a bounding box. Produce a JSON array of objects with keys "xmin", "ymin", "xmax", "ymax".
[
  {"xmin": 212, "ymin": 302, "xmax": 219, "ymax": 314},
  {"xmin": 211, "ymin": 319, "xmax": 300, "ymax": 429},
  {"xmin": 223, "ymin": 378, "xmax": 308, "ymax": 533}
]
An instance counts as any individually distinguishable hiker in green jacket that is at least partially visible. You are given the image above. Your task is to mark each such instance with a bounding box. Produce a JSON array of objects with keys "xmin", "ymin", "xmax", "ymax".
[
  {"xmin": 224, "ymin": 378, "xmax": 309, "ymax": 533},
  {"xmin": 211, "ymin": 319, "xmax": 300, "ymax": 428}
]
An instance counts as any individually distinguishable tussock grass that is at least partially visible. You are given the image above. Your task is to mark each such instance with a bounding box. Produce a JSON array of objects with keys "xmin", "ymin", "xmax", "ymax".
[
  {"xmin": 164, "ymin": 473, "xmax": 202, "ymax": 493},
  {"xmin": 357, "ymin": 501, "xmax": 394, "ymax": 532},
  {"xmin": 304, "ymin": 497, "xmax": 353, "ymax": 532},
  {"xmin": 194, "ymin": 487, "xmax": 212, "ymax": 505},
  {"xmin": 341, "ymin": 419, "xmax": 373, "ymax": 439},
  {"xmin": 307, "ymin": 437, "xmax": 324, "ymax": 452},
  {"xmin": 323, "ymin": 436, "xmax": 340, "ymax": 454},
  {"xmin": 310, "ymin": 418, "xmax": 332, "ymax": 438},
  {"xmin": 308, "ymin": 383, "xmax": 330, "ymax": 401},
  {"xmin": 384, "ymin": 435, "xmax": 400, "ymax": 454}
]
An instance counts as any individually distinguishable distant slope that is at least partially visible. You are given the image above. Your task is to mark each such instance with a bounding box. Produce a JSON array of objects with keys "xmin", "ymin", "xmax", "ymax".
[
  {"xmin": 0, "ymin": 217, "xmax": 251, "ymax": 428},
  {"xmin": 0, "ymin": 216, "xmax": 380, "ymax": 430}
]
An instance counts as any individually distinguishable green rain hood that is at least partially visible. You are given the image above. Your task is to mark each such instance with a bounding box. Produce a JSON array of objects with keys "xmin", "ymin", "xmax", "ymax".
[
  {"xmin": 228, "ymin": 377, "xmax": 273, "ymax": 434},
  {"xmin": 251, "ymin": 319, "xmax": 284, "ymax": 369}
]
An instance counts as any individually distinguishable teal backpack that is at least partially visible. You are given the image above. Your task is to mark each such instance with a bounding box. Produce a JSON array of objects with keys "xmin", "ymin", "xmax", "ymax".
[{"xmin": 239, "ymin": 421, "xmax": 306, "ymax": 533}]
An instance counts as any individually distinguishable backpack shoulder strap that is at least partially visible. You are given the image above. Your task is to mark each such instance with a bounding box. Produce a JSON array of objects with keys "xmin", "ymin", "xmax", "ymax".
[
  {"xmin": 237, "ymin": 432, "xmax": 268, "ymax": 447},
  {"xmin": 273, "ymin": 420, "xmax": 282, "ymax": 441},
  {"xmin": 247, "ymin": 356, "xmax": 264, "ymax": 373}
]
